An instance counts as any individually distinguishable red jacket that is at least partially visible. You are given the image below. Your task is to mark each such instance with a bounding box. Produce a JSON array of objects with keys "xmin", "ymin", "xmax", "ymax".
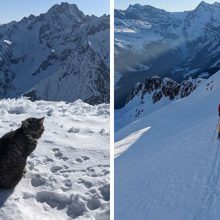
[{"xmin": 219, "ymin": 104, "xmax": 220, "ymax": 114}]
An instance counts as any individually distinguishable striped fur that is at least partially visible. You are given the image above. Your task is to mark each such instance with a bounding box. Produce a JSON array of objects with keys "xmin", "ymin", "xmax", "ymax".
[{"xmin": 0, "ymin": 117, "xmax": 45, "ymax": 189}]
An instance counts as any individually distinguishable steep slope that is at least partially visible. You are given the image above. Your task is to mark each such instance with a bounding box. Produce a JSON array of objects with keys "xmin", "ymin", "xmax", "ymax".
[
  {"xmin": 115, "ymin": 71, "xmax": 220, "ymax": 219},
  {"xmin": 115, "ymin": 2, "xmax": 220, "ymax": 108},
  {"xmin": 0, "ymin": 3, "xmax": 110, "ymax": 104},
  {"xmin": 0, "ymin": 98, "xmax": 110, "ymax": 220}
]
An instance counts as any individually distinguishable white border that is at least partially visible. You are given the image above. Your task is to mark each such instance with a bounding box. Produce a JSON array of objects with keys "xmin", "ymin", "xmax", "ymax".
[{"xmin": 110, "ymin": 0, "xmax": 114, "ymax": 219}]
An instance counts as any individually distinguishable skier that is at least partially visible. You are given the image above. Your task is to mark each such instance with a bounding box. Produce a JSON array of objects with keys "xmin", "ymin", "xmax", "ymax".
[{"xmin": 219, "ymin": 103, "xmax": 220, "ymax": 116}]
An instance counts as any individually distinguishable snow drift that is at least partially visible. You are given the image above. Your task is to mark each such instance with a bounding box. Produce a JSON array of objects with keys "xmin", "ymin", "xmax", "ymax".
[{"xmin": 0, "ymin": 98, "xmax": 110, "ymax": 220}]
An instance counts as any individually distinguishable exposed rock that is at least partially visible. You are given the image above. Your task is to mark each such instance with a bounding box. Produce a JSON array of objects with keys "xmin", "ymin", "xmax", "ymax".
[
  {"xmin": 127, "ymin": 75, "xmax": 201, "ymax": 105},
  {"xmin": 0, "ymin": 3, "xmax": 109, "ymax": 105}
]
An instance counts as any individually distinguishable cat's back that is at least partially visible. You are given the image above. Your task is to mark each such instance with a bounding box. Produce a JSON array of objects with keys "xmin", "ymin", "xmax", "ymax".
[
  {"xmin": 0, "ymin": 128, "xmax": 19, "ymax": 143},
  {"xmin": 0, "ymin": 128, "xmax": 22, "ymax": 156}
]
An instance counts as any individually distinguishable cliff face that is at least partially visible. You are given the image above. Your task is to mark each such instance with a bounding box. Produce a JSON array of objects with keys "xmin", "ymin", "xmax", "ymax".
[
  {"xmin": 0, "ymin": 3, "xmax": 110, "ymax": 104},
  {"xmin": 127, "ymin": 76, "xmax": 200, "ymax": 106}
]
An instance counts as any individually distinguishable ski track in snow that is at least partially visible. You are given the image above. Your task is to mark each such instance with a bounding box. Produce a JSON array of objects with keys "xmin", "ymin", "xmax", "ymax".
[
  {"xmin": 194, "ymin": 139, "xmax": 220, "ymax": 220},
  {"xmin": 0, "ymin": 98, "xmax": 110, "ymax": 220}
]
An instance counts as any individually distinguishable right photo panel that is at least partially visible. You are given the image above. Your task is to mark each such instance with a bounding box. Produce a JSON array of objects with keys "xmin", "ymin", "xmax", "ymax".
[{"xmin": 114, "ymin": 0, "xmax": 220, "ymax": 219}]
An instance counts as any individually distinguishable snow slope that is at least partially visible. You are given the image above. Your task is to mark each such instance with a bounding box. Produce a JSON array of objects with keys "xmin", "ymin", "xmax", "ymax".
[
  {"xmin": 115, "ymin": 71, "xmax": 220, "ymax": 219},
  {"xmin": 0, "ymin": 98, "xmax": 109, "ymax": 220}
]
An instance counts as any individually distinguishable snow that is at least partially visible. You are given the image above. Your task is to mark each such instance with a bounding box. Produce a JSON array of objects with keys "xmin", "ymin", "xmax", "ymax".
[
  {"xmin": 115, "ymin": 71, "xmax": 220, "ymax": 219},
  {"xmin": 3, "ymin": 40, "xmax": 13, "ymax": 46},
  {"xmin": 184, "ymin": 68, "xmax": 200, "ymax": 78},
  {"xmin": 115, "ymin": 95, "xmax": 172, "ymax": 132},
  {"xmin": 115, "ymin": 19, "xmax": 151, "ymax": 34},
  {"xmin": 135, "ymin": 63, "xmax": 149, "ymax": 71},
  {"xmin": 124, "ymin": 63, "xmax": 149, "ymax": 72},
  {"xmin": 114, "ymin": 71, "xmax": 123, "ymax": 90},
  {"xmin": 115, "ymin": 127, "xmax": 150, "ymax": 158},
  {"xmin": 0, "ymin": 98, "xmax": 109, "ymax": 220},
  {"xmin": 115, "ymin": 28, "xmax": 163, "ymax": 52},
  {"xmin": 88, "ymin": 29, "xmax": 110, "ymax": 68},
  {"xmin": 198, "ymin": 72, "xmax": 210, "ymax": 78}
]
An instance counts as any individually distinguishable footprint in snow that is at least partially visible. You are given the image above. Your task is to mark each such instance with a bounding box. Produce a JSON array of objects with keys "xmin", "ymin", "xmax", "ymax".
[
  {"xmin": 61, "ymin": 179, "xmax": 72, "ymax": 192},
  {"xmin": 87, "ymin": 196, "xmax": 101, "ymax": 210},
  {"xmin": 43, "ymin": 157, "xmax": 54, "ymax": 163},
  {"xmin": 99, "ymin": 128, "xmax": 109, "ymax": 136},
  {"xmin": 50, "ymin": 166, "xmax": 63, "ymax": 173},
  {"xmin": 68, "ymin": 127, "xmax": 80, "ymax": 133},
  {"xmin": 75, "ymin": 158, "xmax": 83, "ymax": 163},
  {"xmin": 82, "ymin": 156, "xmax": 90, "ymax": 161},
  {"xmin": 31, "ymin": 174, "xmax": 46, "ymax": 187},
  {"xmin": 75, "ymin": 156, "xmax": 90, "ymax": 164},
  {"xmin": 86, "ymin": 165, "xmax": 109, "ymax": 177},
  {"xmin": 78, "ymin": 178, "xmax": 93, "ymax": 189},
  {"xmin": 97, "ymin": 164, "xmax": 109, "ymax": 168},
  {"xmin": 27, "ymin": 159, "xmax": 40, "ymax": 172},
  {"xmin": 36, "ymin": 192, "xmax": 87, "ymax": 218},
  {"xmin": 44, "ymin": 139, "xmax": 55, "ymax": 144},
  {"xmin": 86, "ymin": 167, "xmax": 95, "ymax": 173},
  {"xmin": 35, "ymin": 191, "xmax": 69, "ymax": 210},
  {"xmin": 99, "ymin": 183, "xmax": 110, "ymax": 201},
  {"xmin": 52, "ymin": 148, "xmax": 69, "ymax": 161}
]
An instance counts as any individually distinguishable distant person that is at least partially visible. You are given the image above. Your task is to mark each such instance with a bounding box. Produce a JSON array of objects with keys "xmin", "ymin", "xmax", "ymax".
[{"xmin": 219, "ymin": 103, "xmax": 220, "ymax": 116}]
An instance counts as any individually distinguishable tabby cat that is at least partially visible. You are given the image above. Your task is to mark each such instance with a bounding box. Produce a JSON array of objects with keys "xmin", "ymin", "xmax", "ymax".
[{"xmin": 0, "ymin": 117, "xmax": 45, "ymax": 189}]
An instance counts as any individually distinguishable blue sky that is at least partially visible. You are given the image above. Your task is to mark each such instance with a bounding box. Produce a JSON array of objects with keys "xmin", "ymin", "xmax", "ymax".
[
  {"xmin": 0, "ymin": 0, "xmax": 109, "ymax": 24},
  {"xmin": 115, "ymin": 0, "xmax": 218, "ymax": 11}
]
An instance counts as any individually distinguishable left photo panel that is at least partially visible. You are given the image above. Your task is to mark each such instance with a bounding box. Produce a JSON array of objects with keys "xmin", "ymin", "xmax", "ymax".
[{"xmin": 0, "ymin": 1, "xmax": 110, "ymax": 219}]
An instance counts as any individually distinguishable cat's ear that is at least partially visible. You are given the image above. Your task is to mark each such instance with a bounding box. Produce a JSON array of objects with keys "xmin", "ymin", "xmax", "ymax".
[
  {"xmin": 22, "ymin": 120, "xmax": 29, "ymax": 128},
  {"xmin": 38, "ymin": 117, "xmax": 45, "ymax": 124}
]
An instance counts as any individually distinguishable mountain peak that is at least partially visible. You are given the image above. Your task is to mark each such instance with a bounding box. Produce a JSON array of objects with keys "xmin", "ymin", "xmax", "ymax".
[
  {"xmin": 47, "ymin": 2, "xmax": 85, "ymax": 21},
  {"xmin": 127, "ymin": 3, "xmax": 163, "ymax": 11},
  {"xmin": 196, "ymin": 1, "xmax": 212, "ymax": 9},
  {"xmin": 125, "ymin": 3, "xmax": 167, "ymax": 18},
  {"xmin": 193, "ymin": 1, "xmax": 220, "ymax": 12},
  {"xmin": 199, "ymin": 1, "xmax": 209, "ymax": 5},
  {"xmin": 127, "ymin": 3, "xmax": 143, "ymax": 9},
  {"xmin": 48, "ymin": 2, "xmax": 77, "ymax": 12}
]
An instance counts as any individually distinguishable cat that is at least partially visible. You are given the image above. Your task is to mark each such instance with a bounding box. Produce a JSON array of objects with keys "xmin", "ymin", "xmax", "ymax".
[{"xmin": 0, "ymin": 117, "xmax": 45, "ymax": 189}]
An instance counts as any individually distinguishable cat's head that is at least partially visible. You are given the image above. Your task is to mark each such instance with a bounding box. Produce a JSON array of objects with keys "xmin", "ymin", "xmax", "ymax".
[{"xmin": 22, "ymin": 117, "xmax": 45, "ymax": 139}]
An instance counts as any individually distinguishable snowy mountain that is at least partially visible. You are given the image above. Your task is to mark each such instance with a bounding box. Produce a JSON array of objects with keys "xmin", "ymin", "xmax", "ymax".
[
  {"xmin": 0, "ymin": 98, "xmax": 109, "ymax": 220},
  {"xmin": 115, "ymin": 1, "xmax": 220, "ymax": 108},
  {"xmin": 115, "ymin": 75, "xmax": 202, "ymax": 131},
  {"xmin": 0, "ymin": 2, "xmax": 110, "ymax": 105},
  {"xmin": 115, "ymin": 71, "xmax": 220, "ymax": 219}
]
